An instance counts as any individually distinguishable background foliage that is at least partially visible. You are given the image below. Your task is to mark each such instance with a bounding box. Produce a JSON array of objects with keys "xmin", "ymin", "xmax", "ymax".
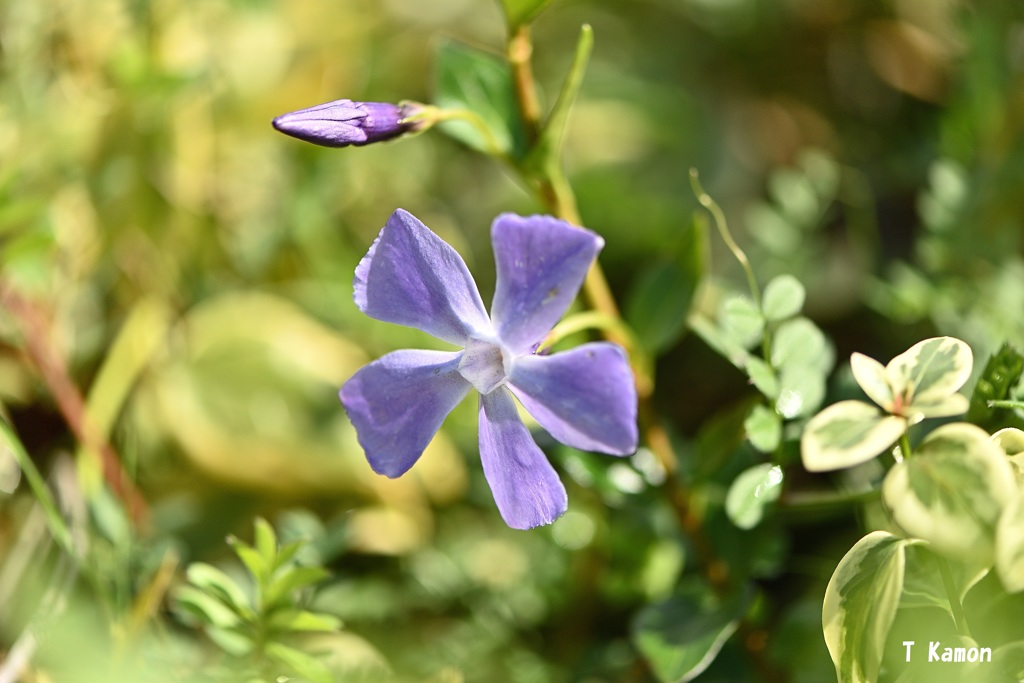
[{"xmin": 2, "ymin": 0, "xmax": 1024, "ymax": 681}]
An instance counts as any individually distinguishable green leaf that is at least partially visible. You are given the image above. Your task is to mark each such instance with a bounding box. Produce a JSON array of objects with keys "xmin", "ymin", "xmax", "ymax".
[
  {"xmin": 434, "ymin": 40, "xmax": 523, "ymax": 158},
  {"xmin": 776, "ymin": 364, "xmax": 827, "ymax": 419},
  {"xmin": 725, "ymin": 463, "xmax": 783, "ymax": 529},
  {"xmin": 626, "ymin": 219, "xmax": 705, "ymax": 356},
  {"xmin": 744, "ymin": 405, "xmax": 782, "ymax": 453},
  {"xmin": 882, "ymin": 422, "xmax": 1016, "ymax": 561},
  {"xmin": 745, "ymin": 356, "xmax": 779, "ymax": 399},
  {"xmin": 771, "ymin": 318, "xmax": 832, "ymax": 419},
  {"xmin": 265, "ymin": 642, "xmax": 334, "ymax": 683},
  {"xmin": 186, "ymin": 563, "xmax": 253, "ymax": 617},
  {"xmin": 770, "ymin": 317, "xmax": 831, "ymax": 373},
  {"xmin": 823, "ymin": 531, "xmax": 914, "ymax": 683},
  {"xmin": 720, "ymin": 295, "xmax": 764, "ymax": 349},
  {"xmin": 632, "ymin": 583, "xmax": 752, "ymax": 683},
  {"xmin": 768, "ymin": 168, "xmax": 820, "ymax": 227},
  {"xmin": 172, "ymin": 585, "xmax": 242, "ymax": 629},
  {"xmin": 801, "ymin": 401, "xmax": 906, "ymax": 472},
  {"xmin": 498, "ymin": 0, "xmax": 553, "ymax": 28},
  {"xmin": 267, "ymin": 608, "xmax": 342, "ymax": 633},
  {"xmin": 996, "ymin": 491, "xmax": 1024, "ymax": 592},
  {"xmin": 254, "ymin": 517, "xmax": 278, "ymax": 566},
  {"xmin": 690, "ymin": 314, "xmax": 750, "ymax": 369},
  {"xmin": 887, "ymin": 336, "xmax": 973, "ymax": 408},
  {"xmin": 231, "ymin": 538, "xmax": 269, "ymax": 583},
  {"xmin": 761, "ymin": 274, "xmax": 805, "ymax": 322},
  {"xmin": 265, "ymin": 565, "xmax": 331, "ymax": 609},
  {"xmin": 530, "ymin": 23, "xmax": 593, "ymax": 169}
]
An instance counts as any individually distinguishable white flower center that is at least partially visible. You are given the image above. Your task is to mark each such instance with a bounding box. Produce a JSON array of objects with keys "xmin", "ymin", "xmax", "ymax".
[{"xmin": 459, "ymin": 337, "xmax": 510, "ymax": 394}]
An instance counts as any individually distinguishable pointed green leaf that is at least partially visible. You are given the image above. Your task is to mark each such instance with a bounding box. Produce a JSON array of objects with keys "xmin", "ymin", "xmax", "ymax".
[
  {"xmin": 823, "ymin": 531, "xmax": 914, "ymax": 683},
  {"xmin": 265, "ymin": 565, "xmax": 331, "ymax": 609},
  {"xmin": 265, "ymin": 642, "xmax": 334, "ymax": 683},
  {"xmin": 254, "ymin": 517, "xmax": 278, "ymax": 565},
  {"xmin": 206, "ymin": 626, "xmax": 255, "ymax": 656},
  {"xmin": 434, "ymin": 40, "xmax": 523, "ymax": 158},
  {"xmin": 996, "ymin": 491, "xmax": 1024, "ymax": 592},
  {"xmin": 498, "ymin": 0, "xmax": 553, "ymax": 28},
  {"xmin": 172, "ymin": 585, "xmax": 242, "ymax": 629},
  {"xmin": 850, "ymin": 352, "xmax": 894, "ymax": 411},
  {"xmin": 744, "ymin": 405, "xmax": 782, "ymax": 453},
  {"xmin": 531, "ymin": 23, "xmax": 592, "ymax": 167},
  {"xmin": 230, "ymin": 538, "xmax": 269, "ymax": 584},
  {"xmin": 267, "ymin": 608, "xmax": 342, "ymax": 633},
  {"xmin": 882, "ymin": 423, "xmax": 1016, "ymax": 561},
  {"xmin": 886, "ymin": 336, "xmax": 973, "ymax": 406},
  {"xmin": 274, "ymin": 538, "xmax": 309, "ymax": 571},
  {"xmin": 632, "ymin": 584, "xmax": 752, "ymax": 683},
  {"xmin": 801, "ymin": 401, "xmax": 906, "ymax": 472},
  {"xmin": 726, "ymin": 463, "xmax": 783, "ymax": 529},
  {"xmin": 186, "ymin": 563, "xmax": 253, "ymax": 617},
  {"xmin": 761, "ymin": 274, "xmax": 805, "ymax": 321}
]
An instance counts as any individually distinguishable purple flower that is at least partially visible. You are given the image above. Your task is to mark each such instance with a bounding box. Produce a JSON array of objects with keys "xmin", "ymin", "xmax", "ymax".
[
  {"xmin": 340, "ymin": 209, "xmax": 639, "ymax": 529},
  {"xmin": 272, "ymin": 99, "xmax": 423, "ymax": 148}
]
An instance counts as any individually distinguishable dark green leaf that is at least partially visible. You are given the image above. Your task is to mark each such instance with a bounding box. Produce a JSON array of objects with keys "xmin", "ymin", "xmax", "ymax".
[
  {"xmin": 626, "ymin": 218, "xmax": 705, "ymax": 355},
  {"xmin": 632, "ymin": 583, "xmax": 752, "ymax": 683},
  {"xmin": 434, "ymin": 40, "xmax": 524, "ymax": 158}
]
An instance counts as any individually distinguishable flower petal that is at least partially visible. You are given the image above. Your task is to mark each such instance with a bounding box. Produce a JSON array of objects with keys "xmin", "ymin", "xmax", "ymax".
[
  {"xmin": 354, "ymin": 209, "xmax": 491, "ymax": 345},
  {"xmin": 340, "ymin": 349, "xmax": 471, "ymax": 477},
  {"xmin": 508, "ymin": 343, "xmax": 638, "ymax": 455},
  {"xmin": 489, "ymin": 213, "xmax": 603, "ymax": 353},
  {"xmin": 478, "ymin": 388, "xmax": 568, "ymax": 529}
]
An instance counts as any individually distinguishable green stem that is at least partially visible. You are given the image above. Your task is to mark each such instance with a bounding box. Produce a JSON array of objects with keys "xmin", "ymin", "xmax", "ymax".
[
  {"xmin": 689, "ymin": 169, "xmax": 761, "ymax": 307},
  {"xmin": 779, "ymin": 487, "xmax": 881, "ymax": 512},
  {"xmin": 899, "ymin": 433, "xmax": 913, "ymax": 460},
  {"xmin": 936, "ymin": 556, "xmax": 972, "ymax": 638},
  {"xmin": 433, "ymin": 107, "xmax": 512, "ymax": 162}
]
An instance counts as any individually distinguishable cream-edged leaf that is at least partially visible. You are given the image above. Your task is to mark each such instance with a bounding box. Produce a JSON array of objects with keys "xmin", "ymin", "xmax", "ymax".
[
  {"xmin": 903, "ymin": 393, "xmax": 970, "ymax": 421},
  {"xmin": 996, "ymin": 491, "xmax": 1024, "ymax": 593},
  {"xmin": 882, "ymin": 423, "xmax": 1016, "ymax": 562},
  {"xmin": 992, "ymin": 427, "xmax": 1024, "ymax": 456},
  {"xmin": 823, "ymin": 531, "xmax": 914, "ymax": 683},
  {"xmin": 801, "ymin": 401, "xmax": 906, "ymax": 472},
  {"xmin": 886, "ymin": 336, "xmax": 973, "ymax": 406},
  {"xmin": 850, "ymin": 352, "xmax": 893, "ymax": 411}
]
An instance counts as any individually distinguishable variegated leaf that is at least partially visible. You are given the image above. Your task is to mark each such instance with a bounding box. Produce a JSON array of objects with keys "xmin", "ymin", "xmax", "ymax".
[
  {"xmin": 886, "ymin": 336, "xmax": 973, "ymax": 407},
  {"xmin": 801, "ymin": 400, "xmax": 906, "ymax": 472},
  {"xmin": 996, "ymin": 490, "xmax": 1024, "ymax": 593},
  {"xmin": 823, "ymin": 531, "xmax": 915, "ymax": 683},
  {"xmin": 882, "ymin": 422, "xmax": 1015, "ymax": 561},
  {"xmin": 850, "ymin": 352, "xmax": 894, "ymax": 412}
]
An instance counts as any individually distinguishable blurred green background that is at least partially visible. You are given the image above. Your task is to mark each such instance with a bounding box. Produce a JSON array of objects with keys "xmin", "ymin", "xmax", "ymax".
[{"xmin": 1, "ymin": 0, "xmax": 1023, "ymax": 680}]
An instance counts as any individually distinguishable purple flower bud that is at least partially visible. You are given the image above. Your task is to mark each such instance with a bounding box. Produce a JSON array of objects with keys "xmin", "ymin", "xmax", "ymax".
[{"xmin": 272, "ymin": 99, "xmax": 423, "ymax": 148}]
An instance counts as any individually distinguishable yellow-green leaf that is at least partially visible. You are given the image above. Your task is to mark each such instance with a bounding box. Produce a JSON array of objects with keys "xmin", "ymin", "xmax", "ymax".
[{"xmin": 996, "ymin": 491, "xmax": 1024, "ymax": 592}]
